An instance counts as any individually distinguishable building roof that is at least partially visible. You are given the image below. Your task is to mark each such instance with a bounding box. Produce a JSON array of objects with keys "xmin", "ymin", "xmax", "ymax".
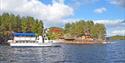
[{"xmin": 13, "ymin": 33, "xmax": 36, "ymax": 37}]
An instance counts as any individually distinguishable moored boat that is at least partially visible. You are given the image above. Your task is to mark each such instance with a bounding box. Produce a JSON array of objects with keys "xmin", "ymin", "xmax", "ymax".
[{"xmin": 8, "ymin": 32, "xmax": 59, "ymax": 47}]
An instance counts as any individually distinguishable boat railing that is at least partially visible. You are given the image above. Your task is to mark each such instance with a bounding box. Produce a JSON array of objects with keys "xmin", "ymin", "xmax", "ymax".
[{"xmin": 14, "ymin": 37, "xmax": 36, "ymax": 41}]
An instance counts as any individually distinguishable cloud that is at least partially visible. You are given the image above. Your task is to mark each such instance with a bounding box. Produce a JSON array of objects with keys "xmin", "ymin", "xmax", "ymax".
[
  {"xmin": 112, "ymin": 30, "xmax": 125, "ymax": 36},
  {"xmin": 94, "ymin": 20, "xmax": 125, "ymax": 29},
  {"xmin": 110, "ymin": 0, "xmax": 125, "ymax": 8},
  {"xmin": 94, "ymin": 7, "xmax": 107, "ymax": 14},
  {"xmin": 44, "ymin": 18, "xmax": 81, "ymax": 27},
  {"xmin": 0, "ymin": 0, "xmax": 73, "ymax": 22},
  {"xmin": 67, "ymin": 0, "xmax": 100, "ymax": 10},
  {"xmin": 94, "ymin": 20, "xmax": 125, "ymax": 30},
  {"xmin": 94, "ymin": 20, "xmax": 124, "ymax": 25},
  {"xmin": 94, "ymin": 19, "xmax": 125, "ymax": 36}
]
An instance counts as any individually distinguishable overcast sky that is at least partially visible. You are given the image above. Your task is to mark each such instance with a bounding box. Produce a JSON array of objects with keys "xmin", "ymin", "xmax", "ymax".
[{"xmin": 0, "ymin": 0, "xmax": 125, "ymax": 36}]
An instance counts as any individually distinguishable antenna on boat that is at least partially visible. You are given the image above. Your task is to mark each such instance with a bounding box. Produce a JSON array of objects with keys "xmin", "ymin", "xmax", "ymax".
[{"xmin": 42, "ymin": 28, "xmax": 47, "ymax": 43}]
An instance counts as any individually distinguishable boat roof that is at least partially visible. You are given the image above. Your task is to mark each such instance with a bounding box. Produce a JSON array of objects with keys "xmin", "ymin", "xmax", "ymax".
[{"xmin": 13, "ymin": 33, "xmax": 36, "ymax": 37}]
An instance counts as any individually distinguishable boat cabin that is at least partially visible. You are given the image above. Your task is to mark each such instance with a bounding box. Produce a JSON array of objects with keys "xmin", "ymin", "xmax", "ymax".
[{"xmin": 13, "ymin": 33, "xmax": 37, "ymax": 43}]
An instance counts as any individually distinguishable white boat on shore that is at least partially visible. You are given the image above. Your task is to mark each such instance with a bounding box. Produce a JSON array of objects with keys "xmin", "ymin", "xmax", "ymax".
[
  {"xmin": 102, "ymin": 41, "xmax": 111, "ymax": 44},
  {"xmin": 8, "ymin": 33, "xmax": 59, "ymax": 47}
]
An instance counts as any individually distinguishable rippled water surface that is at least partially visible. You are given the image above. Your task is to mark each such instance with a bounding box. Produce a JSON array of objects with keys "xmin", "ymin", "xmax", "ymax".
[{"xmin": 0, "ymin": 40, "xmax": 125, "ymax": 63}]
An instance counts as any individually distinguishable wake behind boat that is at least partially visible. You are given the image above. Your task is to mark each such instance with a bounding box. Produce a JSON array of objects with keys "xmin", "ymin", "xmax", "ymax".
[{"xmin": 8, "ymin": 32, "xmax": 59, "ymax": 47}]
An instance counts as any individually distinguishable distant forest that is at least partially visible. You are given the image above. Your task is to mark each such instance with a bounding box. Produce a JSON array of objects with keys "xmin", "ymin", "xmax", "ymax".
[
  {"xmin": 0, "ymin": 13, "xmax": 106, "ymax": 40},
  {"xmin": 111, "ymin": 36, "xmax": 125, "ymax": 40}
]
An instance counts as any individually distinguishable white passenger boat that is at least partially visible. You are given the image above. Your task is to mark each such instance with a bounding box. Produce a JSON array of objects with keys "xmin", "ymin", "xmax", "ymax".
[
  {"xmin": 102, "ymin": 41, "xmax": 111, "ymax": 44},
  {"xmin": 8, "ymin": 33, "xmax": 58, "ymax": 47}
]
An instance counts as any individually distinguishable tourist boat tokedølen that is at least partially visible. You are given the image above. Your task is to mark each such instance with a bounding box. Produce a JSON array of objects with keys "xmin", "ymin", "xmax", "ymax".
[{"xmin": 8, "ymin": 32, "xmax": 58, "ymax": 47}]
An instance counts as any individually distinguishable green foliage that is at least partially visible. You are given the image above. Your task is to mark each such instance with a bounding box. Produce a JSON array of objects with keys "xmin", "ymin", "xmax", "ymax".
[
  {"xmin": 0, "ymin": 13, "xmax": 106, "ymax": 40},
  {"xmin": 112, "ymin": 36, "xmax": 125, "ymax": 40},
  {"xmin": 0, "ymin": 13, "xmax": 43, "ymax": 36},
  {"xmin": 64, "ymin": 20, "xmax": 106, "ymax": 39},
  {"xmin": 47, "ymin": 27, "xmax": 64, "ymax": 40}
]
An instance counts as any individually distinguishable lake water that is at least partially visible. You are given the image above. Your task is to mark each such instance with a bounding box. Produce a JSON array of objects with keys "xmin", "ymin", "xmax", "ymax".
[{"xmin": 0, "ymin": 40, "xmax": 125, "ymax": 63}]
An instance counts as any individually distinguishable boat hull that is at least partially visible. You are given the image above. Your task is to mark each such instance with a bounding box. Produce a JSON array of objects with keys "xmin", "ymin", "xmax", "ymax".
[{"xmin": 9, "ymin": 43, "xmax": 58, "ymax": 47}]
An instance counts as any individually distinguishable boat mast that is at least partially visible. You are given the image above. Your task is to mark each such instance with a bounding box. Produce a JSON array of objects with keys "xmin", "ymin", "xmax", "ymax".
[{"xmin": 42, "ymin": 28, "xmax": 45, "ymax": 43}]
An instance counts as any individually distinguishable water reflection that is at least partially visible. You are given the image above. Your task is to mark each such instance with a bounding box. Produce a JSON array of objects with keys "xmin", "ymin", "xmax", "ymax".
[
  {"xmin": 0, "ymin": 40, "xmax": 125, "ymax": 63},
  {"xmin": 62, "ymin": 44, "xmax": 108, "ymax": 63},
  {"xmin": 0, "ymin": 46, "xmax": 64, "ymax": 63},
  {"xmin": 106, "ymin": 40, "xmax": 125, "ymax": 63}
]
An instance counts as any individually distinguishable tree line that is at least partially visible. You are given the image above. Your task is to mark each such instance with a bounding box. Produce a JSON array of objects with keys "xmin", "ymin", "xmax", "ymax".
[
  {"xmin": 46, "ymin": 20, "xmax": 106, "ymax": 40},
  {"xmin": 0, "ymin": 13, "xmax": 43, "ymax": 37},
  {"xmin": 0, "ymin": 13, "xmax": 106, "ymax": 40},
  {"xmin": 64, "ymin": 20, "xmax": 106, "ymax": 39},
  {"xmin": 111, "ymin": 35, "xmax": 125, "ymax": 40}
]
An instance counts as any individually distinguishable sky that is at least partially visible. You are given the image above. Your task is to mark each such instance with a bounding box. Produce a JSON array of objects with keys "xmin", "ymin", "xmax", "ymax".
[{"xmin": 0, "ymin": 0, "xmax": 125, "ymax": 36}]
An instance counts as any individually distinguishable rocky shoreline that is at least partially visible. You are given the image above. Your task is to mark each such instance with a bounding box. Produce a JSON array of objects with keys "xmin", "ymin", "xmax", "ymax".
[{"xmin": 54, "ymin": 39, "xmax": 106, "ymax": 44}]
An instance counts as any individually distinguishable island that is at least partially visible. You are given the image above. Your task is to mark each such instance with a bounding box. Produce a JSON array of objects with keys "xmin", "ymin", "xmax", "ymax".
[{"xmin": 0, "ymin": 13, "xmax": 107, "ymax": 44}]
